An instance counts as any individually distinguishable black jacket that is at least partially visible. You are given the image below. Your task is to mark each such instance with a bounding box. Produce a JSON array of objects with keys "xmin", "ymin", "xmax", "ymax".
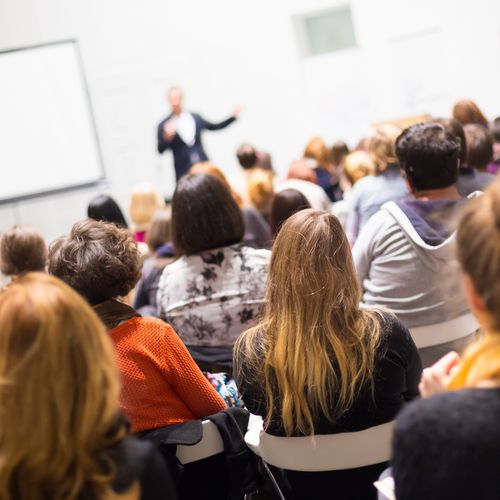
[{"xmin": 157, "ymin": 112, "xmax": 236, "ymax": 180}]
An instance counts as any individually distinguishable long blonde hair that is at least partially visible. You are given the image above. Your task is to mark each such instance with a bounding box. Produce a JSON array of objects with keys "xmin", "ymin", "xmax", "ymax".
[
  {"xmin": 449, "ymin": 181, "xmax": 500, "ymax": 388},
  {"xmin": 0, "ymin": 273, "xmax": 127, "ymax": 499},
  {"xmin": 235, "ymin": 210, "xmax": 381, "ymax": 435}
]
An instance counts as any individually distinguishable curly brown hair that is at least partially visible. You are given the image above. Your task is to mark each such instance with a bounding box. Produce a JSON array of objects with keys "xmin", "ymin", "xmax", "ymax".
[{"xmin": 48, "ymin": 219, "xmax": 141, "ymax": 305}]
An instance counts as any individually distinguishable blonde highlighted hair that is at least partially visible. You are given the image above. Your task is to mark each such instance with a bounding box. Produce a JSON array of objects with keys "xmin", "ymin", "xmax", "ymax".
[
  {"xmin": 366, "ymin": 124, "xmax": 401, "ymax": 174},
  {"xmin": 235, "ymin": 210, "xmax": 381, "ymax": 436},
  {"xmin": 342, "ymin": 151, "xmax": 376, "ymax": 185},
  {"xmin": 129, "ymin": 183, "xmax": 164, "ymax": 230},
  {"xmin": 247, "ymin": 168, "xmax": 274, "ymax": 215},
  {"xmin": 449, "ymin": 181, "xmax": 500, "ymax": 388},
  {"xmin": 0, "ymin": 273, "xmax": 127, "ymax": 499}
]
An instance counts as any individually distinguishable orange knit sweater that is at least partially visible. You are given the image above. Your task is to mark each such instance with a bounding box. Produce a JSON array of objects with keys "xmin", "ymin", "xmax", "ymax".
[{"xmin": 109, "ymin": 317, "xmax": 226, "ymax": 432}]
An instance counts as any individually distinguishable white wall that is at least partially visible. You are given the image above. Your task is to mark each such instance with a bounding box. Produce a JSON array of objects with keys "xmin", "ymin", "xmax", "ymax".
[{"xmin": 1, "ymin": 0, "xmax": 500, "ymax": 241}]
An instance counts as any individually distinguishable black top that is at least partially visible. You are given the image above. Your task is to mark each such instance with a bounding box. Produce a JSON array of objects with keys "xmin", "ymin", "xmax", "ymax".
[
  {"xmin": 392, "ymin": 388, "xmax": 500, "ymax": 500},
  {"xmin": 157, "ymin": 112, "xmax": 236, "ymax": 180},
  {"xmin": 110, "ymin": 436, "xmax": 177, "ymax": 499},
  {"xmin": 235, "ymin": 313, "xmax": 422, "ymax": 436}
]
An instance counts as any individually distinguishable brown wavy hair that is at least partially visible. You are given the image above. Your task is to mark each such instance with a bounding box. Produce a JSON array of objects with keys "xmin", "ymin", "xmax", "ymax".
[
  {"xmin": 452, "ymin": 99, "xmax": 488, "ymax": 127},
  {"xmin": 48, "ymin": 219, "xmax": 141, "ymax": 305},
  {"xmin": 0, "ymin": 273, "xmax": 127, "ymax": 499},
  {"xmin": 235, "ymin": 210, "xmax": 382, "ymax": 435}
]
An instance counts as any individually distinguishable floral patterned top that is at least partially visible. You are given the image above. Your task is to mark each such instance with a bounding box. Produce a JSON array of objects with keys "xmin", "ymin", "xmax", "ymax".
[{"xmin": 157, "ymin": 244, "xmax": 270, "ymax": 347}]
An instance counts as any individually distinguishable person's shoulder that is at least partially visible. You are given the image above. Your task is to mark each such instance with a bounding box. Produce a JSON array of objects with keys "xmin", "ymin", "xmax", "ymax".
[
  {"xmin": 373, "ymin": 311, "xmax": 414, "ymax": 347},
  {"xmin": 240, "ymin": 244, "xmax": 271, "ymax": 260},
  {"xmin": 134, "ymin": 317, "xmax": 177, "ymax": 336}
]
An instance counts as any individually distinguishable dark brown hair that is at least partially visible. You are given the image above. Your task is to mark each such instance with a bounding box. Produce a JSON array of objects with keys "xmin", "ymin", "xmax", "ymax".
[
  {"xmin": 270, "ymin": 189, "xmax": 311, "ymax": 236},
  {"xmin": 236, "ymin": 143, "xmax": 258, "ymax": 169},
  {"xmin": 430, "ymin": 117, "xmax": 467, "ymax": 165},
  {"xmin": 172, "ymin": 173, "xmax": 244, "ymax": 255},
  {"xmin": 0, "ymin": 225, "xmax": 47, "ymax": 276},
  {"xmin": 48, "ymin": 219, "xmax": 141, "ymax": 305},
  {"xmin": 464, "ymin": 124, "xmax": 493, "ymax": 170},
  {"xmin": 146, "ymin": 206, "xmax": 172, "ymax": 252}
]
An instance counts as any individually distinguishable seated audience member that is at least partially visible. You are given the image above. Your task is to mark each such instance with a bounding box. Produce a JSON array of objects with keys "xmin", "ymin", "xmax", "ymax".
[
  {"xmin": 332, "ymin": 151, "xmax": 376, "ymax": 228},
  {"xmin": 133, "ymin": 207, "xmax": 175, "ymax": 317},
  {"xmin": 277, "ymin": 160, "xmax": 331, "ymax": 211},
  {"xmin": 303, "ymin": 137, "xmax": 341, "ymax": 202},
  {"xmin": 270, "ymin": 189, "xmax": 311, "ymax": 237},
  {"xmin": 346, "ymin": 124, "xmax": 407, "ymax": 243},
  {"xmin": 49, "ymin": 219, "xmax": 226, "ymax": 432},
  {"xmin": 87, "ymin": 194, "xmax": 128, "ymax": 228},
  {"xmin": 488, "ymin": 117, "xmax": 500, "ymax": 173},
  {"xmin": 157, "ymin": 173, "xmax": 270, "ymax": 368},
  {"xmin": 452, "ymin": 98, "xmax": 489, "ymax": 127},
  {"xmin": 247, "ymin": 167, "xmax": 275, "ymax": 221},
  {"xmin": 236, "ymin": 143, "xmax": 260, "ymax": 170},
  {"xmin": 391, "ymin": 181, "xmax": 500, "ymax": 500},
  {"xmin": 456, "ymin": 124, "xmax": 495, "ymax": 196},
  {"xmin": 0, "ymin": 273, "xmax": 176, "ymax": 499},
  {"xmin": 235, "ymin": 210, "xmax": 421, "ymax": 500},
  {"xmin": 129, "ymin": 183, "xmax": 165, "ymax": 243},
  {"xmin": 0, "ymin": 225, "xmax": 47, "ymax": 287},
  {"xmin": 190, "ymin": 161, "xmax": 271, "ymax": 248},
  {"xmin": 353, "ymin": 123, "xmax": 474, "ymax": 366},
  {"xmin": 331, "ymin": 140, "xmax": 350, "ymax": 169}
]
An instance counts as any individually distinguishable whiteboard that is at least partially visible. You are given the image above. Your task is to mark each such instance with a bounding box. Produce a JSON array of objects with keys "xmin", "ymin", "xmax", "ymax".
[{"xmin": 0, "ymin": 40, "xmax": 104, "ymax": 204}]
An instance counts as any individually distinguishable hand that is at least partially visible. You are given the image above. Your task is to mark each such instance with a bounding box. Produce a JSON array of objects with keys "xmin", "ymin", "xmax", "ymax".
[
  {"xmin": 419, "ymin": 351, "xmax": 461, "ymax": 398},
  {"xmin": 163, "ymin": 121, "xmax": 176, "ymax": 140},
  {"xmin": 232, "ymin": 105, "xmax": 242, "ymax": 118}
]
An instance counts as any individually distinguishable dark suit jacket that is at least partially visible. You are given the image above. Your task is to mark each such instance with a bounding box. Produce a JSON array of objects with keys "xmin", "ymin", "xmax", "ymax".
[{"xmin": 157, "ymin": 112, "xmax": 236, "ymax": 180}]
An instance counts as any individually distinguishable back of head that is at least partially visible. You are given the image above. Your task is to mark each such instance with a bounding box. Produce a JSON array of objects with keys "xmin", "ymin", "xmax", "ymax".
[
  {"xmin": 0, "ymin": 224, "xmax": 47, "ymax": 276},
  {"xmin": 365, "ymin": 124, "xmax": 401, "ymax": 173},
  {"xmin": 452, "ymin": 99, "xmax": 488, "ymax": 127},
  {"xmin": 342, "ymin": 151, "xmax": 376, "ymax": 185},
  {"xmin": 0, "ymin": 273, "xmax": 123, "ymax": 499},
  {"xmin": 303, "ymin": 137, "xmax": 329, "ymax": 167},
  {"xmin": 236, "ymin": 143, "xmax": 258, "ymax": 169},
  {"xmin": 189, "ymin": 161, "xmax": 243, "ymax": 206},
  {"xmin": 331, "ymin": 141, "xmax": 350, "ymax": 167},
  {"xmin": 247, "ymin": 168, "xmax": 274, "ymax": 215},
  {"xmin": 146, "ymin": 206, "xmax": 172, "ymax": 252},
  {"xmin": 48, "ymin": 219, "xmax": 141, "ymax": 305},
  {"xmin": 172, "ymin": 173, "xmax": 244, "ymax": 255},
  {"xmin": 129, "ymin": 183, "xmax": 164, "ymax": 229},
  {"xmin": 87, "ymin": 194, "xmax": 128, "ymax": 229},
  {"xmin": 396, "ymin": 122, "xmax": 460, "ymax": 191},
  {"xmin": 270, "ymin": 189, "xmax": 311, "ymax": 237},
  {"xmin": 237, "ymin": 210, "xmax": 381, "ymax": 435},
  {"xmin": 464, "ymin": 124, "xmax": 493, "ymax": 170},
  {"xmin": 430, "ymin": 117, "xmax": 467, "ymax": 165}
]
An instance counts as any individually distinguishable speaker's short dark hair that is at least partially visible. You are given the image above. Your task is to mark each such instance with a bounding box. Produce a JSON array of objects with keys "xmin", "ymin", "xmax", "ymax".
[
  {"xmin": 172, "ymin": 173, "xmax": 244, "ymax": 255},
  {"xmin": 396, "ymin": 123, "xmax": 460, "ymax": 191}
]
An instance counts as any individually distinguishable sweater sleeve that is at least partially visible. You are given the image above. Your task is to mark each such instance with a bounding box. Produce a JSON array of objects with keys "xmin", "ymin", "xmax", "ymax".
[{"xmin": 161, "ymin": 323, "xmax": 227, "ymax": 417}]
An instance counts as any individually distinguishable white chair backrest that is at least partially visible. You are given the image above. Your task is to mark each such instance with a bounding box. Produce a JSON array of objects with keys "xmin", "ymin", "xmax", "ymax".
[
  {"xmin": 410, "ymin": 313, "xmax": 479, "ymax": 349},
  {"xmin": 176, "ymin": 420, "xmax": 224, "ymax": 465},
  {"xmin": 244, "ymin": 415, "xmax": 393, "ymax": 472}
]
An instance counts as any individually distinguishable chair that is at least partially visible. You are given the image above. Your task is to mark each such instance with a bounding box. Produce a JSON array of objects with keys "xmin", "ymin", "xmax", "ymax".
[
  {"xmin": 244, "ymin": 415, "xmax": 394, "ymax": 498},
  {"xmin": 176, "ymin": 420, "xmax": 224, "ymax": 464},
  {"xmin": 409, "ymin": 313, "xmax": 479, "ymax": 349}
]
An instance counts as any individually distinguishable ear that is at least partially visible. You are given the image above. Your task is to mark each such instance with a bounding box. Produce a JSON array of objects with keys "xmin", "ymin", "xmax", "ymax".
[{"xmin": 463, "ymin": 274, "xmax": 488, "ymax": 321}]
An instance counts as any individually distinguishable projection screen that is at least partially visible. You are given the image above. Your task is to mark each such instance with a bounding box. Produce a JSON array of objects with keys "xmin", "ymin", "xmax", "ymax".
[{"xmin": 0, "ymin": 40, "xmax": 104, "ymax": 204}]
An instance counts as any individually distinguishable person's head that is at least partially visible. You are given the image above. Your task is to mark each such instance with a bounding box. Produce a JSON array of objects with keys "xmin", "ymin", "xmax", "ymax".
[
  {"xmin": 235, "ymin": 210, "xmax": 381, "ymax": 435},
  {"xmin": 448, "ymin": 181, "xmax": 500, "ymax": 389},
  {"xmin": 270, "ymin": 189, "xmax": 311, "ymax": 237},
  {"xmin": 0, "ymin": 273, "xmax": 124, "ymax": 499},
  {"xmin": 129, "ymin": 183, "xmax": 164, "ymax": 231},
  {"xmin": 0, "ymin": 224, "xmax": 47, "ymax": 277},
  {"xmin": 172, "ymin": 173, "xmax": 244, "ymax": 255},
  {"xmin": 365, "ymin": 124, "xmax": 401, "ymax": 174},
  {"xmin": 342, "ymin": 151, "xmax": 376, "ymax": 186},
  {"xmin": 87, "ymin": 194, "xmax": 128, "ymax": 228},
  {"xmin": 247, "ymin": 168, "xmax": 274, "ymax": 216},
  {"xmin": 146, "ymin": 206, "xmax": 172, "ymax": 253},
  {"xmin": 48, "ymin": 219, "xmax": 141, "ymax": 305},
  {"xmin": 463, "ymin": 124, "xmax": 493, "ymax": 171},
  {"xmin": 167, "ymin": 85, "xmax": 183, "ymax": 115},
  {"xmin": 303, "ymin": 137, "xmax": 329, "ymax": 168},
  {"xmin": 287, "ymin": 159, "xmax": 318, "ymax": 183},
  {"xmin": 256, "ymin": 151, "xmax": 273, "ymax": 171},
  {"xmin": 331, "ymin": 141, "xmax": 350, "ymax": 167},
  {"xmin": 452, "ymin": 99, "xmax": 488, "ymax": 127},
  {"xmin": 430, "ymin": 117, "xmax": 467, "ymax": 166},
  {"xmin": 236, "ymin": 143, "xmax": 258, "ymax": 170},
  {"xmin": 491, "ymin": 118, "xmax": 500, "ymax": 143},
  {"xmin": 396, "ymin": 122, "xmax": 460, "ymax": 192},
  {"xmin": 189, "ymin": 161, "xmax": 243, "ymax": 206}
]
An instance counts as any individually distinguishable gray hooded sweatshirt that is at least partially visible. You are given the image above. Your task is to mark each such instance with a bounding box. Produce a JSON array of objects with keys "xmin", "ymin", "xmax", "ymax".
[{"xmin": 353, "ymin": 195, "xmax": 479, "ymax": 330}]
